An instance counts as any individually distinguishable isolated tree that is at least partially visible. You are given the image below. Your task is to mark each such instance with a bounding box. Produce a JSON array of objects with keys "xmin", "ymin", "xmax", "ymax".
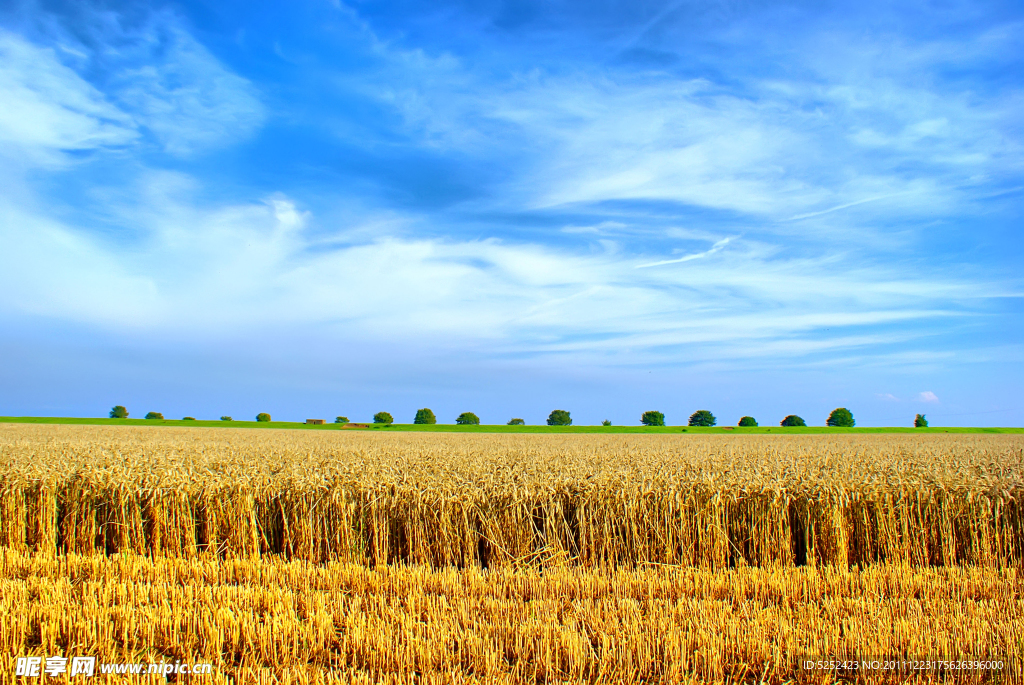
[
  {"xmin": 547, "ymin": 410, "xmax": 572, "ymax": 426},
  {"xmin": 456, "ymin": 412, "xmax": 480, "ymax": 425},
  {"xmin": 688, "ymin": 410, "xmax": 716, "ymax": 427},
  {"xmin": 256, "ymin": 413, "xmax": 272, "ymax": 422},
  {"xmin": 827, "ymin": 407, "xmax": 855, "ymax": 427},
  {"xmin": 641, "ymin": 410, "xmax": 665, "ymax": 426},
  {"xmin": 507, "ymin": 418, "xmax": 525, "ymax": 425},
  {"xmin": 915, "ymin": 413, "xmax": 929, "ymax": 428},
  {"xmin": 738, "ymin": 416, "xmax": 758, "ymax": 427},
  {"xmin": 601, "ymin": 420, "xmax": 612, "ymax": 426},
  {"xmin": 414, "ymin": 408, "xmax": 437, "ymax": 424},
  {"xmin": 373, "ymin": 412, "xmax": 393, "ymax": 425},
  {"xmin": 220, "ymin": 416, "xmax": 232, "ymax": 421},
  {"xmin": 144, "ymin": 412, "xmax": 163, "ymax": 420},
  {"xmin": 335, "ymin": 416, "xmax": 349, "ymax": 424},
  {"xmin": 780, "ymin": 415, "xmax": 806, "ymax": 427},
  {"xmin": 110, "ymin": 405, "xmax": 128, "ymax": 419}
]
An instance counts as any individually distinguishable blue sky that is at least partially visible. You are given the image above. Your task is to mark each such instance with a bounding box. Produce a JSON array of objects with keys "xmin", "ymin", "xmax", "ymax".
[{"xmin": 0, "ymin": 0, "xmax": 1021, "ymax": 426}]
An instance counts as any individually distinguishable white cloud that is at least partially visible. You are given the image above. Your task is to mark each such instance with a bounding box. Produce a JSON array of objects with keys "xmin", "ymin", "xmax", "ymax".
[
  {"xmin": 340, "ymin": 15, "xmax": 1020, "ymax": 232},
  {"xmin": 0, "ymin": 12, "xmax": 265, "ymax": 163},
  {"xmin": 0, "ymin": 171, "xmax": 1003, "ymax": 367},
  {"xmin": 0, "ymin": 199, "xmax": 159, "ymax": 326},
  {"xmin": 109, "ymin": 18, "xmax": 265, "ymax": 155},
  {"xmin": 877, "ymin": 393, "xmax": 900, "ymax": 401},
  {"xmin": 0, "ymin": 9, "xmax": 1018, "ymax": 376},
  {"xmin": 918, "ymin": 391, "xmax": 940, "ymax": 403},
  {"xmin": 0, "ymin": 31, "xmax": 136, "ymax": 164},
  {"xmin": 487, "ymin": 76, "xmax": 818, "ymax": 216}
]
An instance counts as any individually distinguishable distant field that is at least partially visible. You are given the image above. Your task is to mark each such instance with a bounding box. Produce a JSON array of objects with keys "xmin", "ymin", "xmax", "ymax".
[{"xmin": 0, "ymin": 415, "xmax": 1020, "ymax": 433}]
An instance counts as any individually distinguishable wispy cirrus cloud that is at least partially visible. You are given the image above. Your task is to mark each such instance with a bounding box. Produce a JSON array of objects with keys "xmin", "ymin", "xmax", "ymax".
[
  {"xmin": 106, "ymin": 16, "xmax": 265, "ymax": 156},
  {"xmin": 329, "ymin": 7, "xmax": 1021, "ymax": 232},
  {"xmin": 0, "ymin": 10, "xmax": 264, "ymax": 161},
  {"xmin": 0, "ymin": 168, "xmax": 1000, "ymax": 368},
  {"xmin": 0, "ymin": 30, "xmax": 136, "ymax": 164}
]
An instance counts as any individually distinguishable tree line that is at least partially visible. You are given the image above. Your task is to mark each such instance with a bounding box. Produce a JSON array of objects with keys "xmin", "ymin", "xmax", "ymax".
[{"xmin": 110, "ymin": 405, "xmax": 929, "ymax": 427}]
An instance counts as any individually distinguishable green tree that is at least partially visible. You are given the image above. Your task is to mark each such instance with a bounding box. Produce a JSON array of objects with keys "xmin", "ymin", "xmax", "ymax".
[
  {"xmin": 256, "ymin": 413, "xmax": 271, "ymax": 422},
  {"xmin": 144, "ymin": 412, "xmax": 163, "ymax": 420},
  {"xmin": 335, "ymin": 416, "xmax": 349, "ymax": 424},
  {"xmin": 641, "ymin": 410, "xmax": 665, "ymax": 426},
  {"xmin": 110, "ymin": 405, "xmax": 128, "ymax": 419},
  {"xmin": 780, "ymin": 415, "xmax": 806, "ymax": 427},
  {"xmin": 547, "ymin": 410, "xmax": 572, "ymax": 426},
  {"xmin": 507, "ymin": 418, "xmax": 525, "ymax": 425},
  {"xmin": 601, "ymin": 420, "xmax": 612, "ymax": 426},
  {"xmin": 688, "ymin": 410, "xmax": 716, "ymax": 427},
  {"xmin": 414, "ymin": 408, "xmax": 437, "ymax": 424},
  {"xmin": 373, "ymin": 412, "xmax": 393, "ymax": 425},
  {"xmin": 456, "ymin": 412, "xmax": 480, "ymax": 425},
  {"xmin": 738, "ymin": 416, "xmax": 758, "ymax": 427},
  {"xmin": 183, "ymin": 417, "xmax": 196, "ymax": 420},
  {"xmin": 915, "ymin": 413, "xmax": 928, "ymax": 428},
  {"xmin": 827, "ymin": 407, "xmax": 855, "ymax": 427},
  {"xmin": 220, "ymin": 416, "xmax": 232, "ymax": 421}
]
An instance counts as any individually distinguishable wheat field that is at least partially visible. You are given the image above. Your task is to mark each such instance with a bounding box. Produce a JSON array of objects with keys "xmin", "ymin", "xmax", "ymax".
[{"xmin": 1, "ymin": 424, "xmax": 1022, "ymax": 683}]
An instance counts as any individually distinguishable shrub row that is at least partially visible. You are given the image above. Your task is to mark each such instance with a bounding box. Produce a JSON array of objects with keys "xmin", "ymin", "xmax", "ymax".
[{"xmin": 110, "ymin": 406, "xmax": 933, "ymax": 428}]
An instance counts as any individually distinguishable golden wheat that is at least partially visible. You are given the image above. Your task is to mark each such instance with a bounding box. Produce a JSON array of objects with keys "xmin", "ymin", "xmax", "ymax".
[
  {"xmin": 2, "ymin": 425, "xmax": 1022, "ymax": 683},
  {"xmin": 1, "ymin": 425, "xmax": 1021, "ymax": 568}
]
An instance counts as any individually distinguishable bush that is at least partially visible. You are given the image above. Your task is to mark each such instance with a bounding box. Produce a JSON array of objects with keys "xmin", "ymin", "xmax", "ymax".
[
  {"xmin": 688, "ymin": 410, "xmax": 716, "ymax": 427},
  {"xmin": 335, "ymin": 416, "xmax": 349, "ymax": 424},
  {"xmin": 547, "ymin": 410, "xmax": 572, "ymax": 426},
  {"xmin": 827, "ymin": 407, "xmax": 855, "ymax": 427},
  {"xmin": 780, "ymin": 415, "xmax": 806, "ymax": 427},
  {"xmin": 456, "ymin": 412, "xmax": 480, "ymax": 425},
  {"xmin": 738, "ymin": 416, "xmax": 757, "ymax": 427},
  {"xmin": 183, "ymin": 417, "xmax": 196, "ymax": 421},
  {"xmin": 373, "ymin": 412, "xmax": 393, "ymax": 425},
  {"xmin": 144, "ymin": 412, "xmax": 163, "ymax": 420},
  {"xmin": 601, "ymin": 420, "xmax": 612, "ymax": 426},
  {"xmin": 110, "ymin": 405, "xmax": 128, "ymax": 419},
  {"xmin": 256, "ymin": 413, "xmax": 271, "ymax": 422},
  {"xmin": 414, "ymin": 408, "xmax": 437, "ymax": 425},
  {"xmin": 915, "ymin": 413, "xmax": 929, "ymax": 428},
  {"xmin": 507, "ymin": 418, "xmax": 525, "ymax": 425},
  {"xmin": 220, "ymin": 416, "xmax": 232, "ymax": 421},
  {"xmin": 641, "ymin": 410, "xmax": 665, "ymax": 426}
]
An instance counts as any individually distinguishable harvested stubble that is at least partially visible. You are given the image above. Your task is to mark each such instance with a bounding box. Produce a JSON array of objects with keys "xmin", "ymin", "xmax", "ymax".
[
  {"xmin": 1, "ymin": 425, "xmax": 1022, "ymax": 568},
  {"xmin": 1, "ymin": 549, "xmax": 1020, "ymax": 684}
]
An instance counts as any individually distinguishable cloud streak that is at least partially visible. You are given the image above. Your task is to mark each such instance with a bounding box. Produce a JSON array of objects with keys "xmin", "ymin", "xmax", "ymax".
[
  {"xmin": 636, "ymin": 237, "xmax": 734, "ymax": 268},
  {"xmin": 783, "ymin": 195, "xmax": 906, "ymax": 222}
]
